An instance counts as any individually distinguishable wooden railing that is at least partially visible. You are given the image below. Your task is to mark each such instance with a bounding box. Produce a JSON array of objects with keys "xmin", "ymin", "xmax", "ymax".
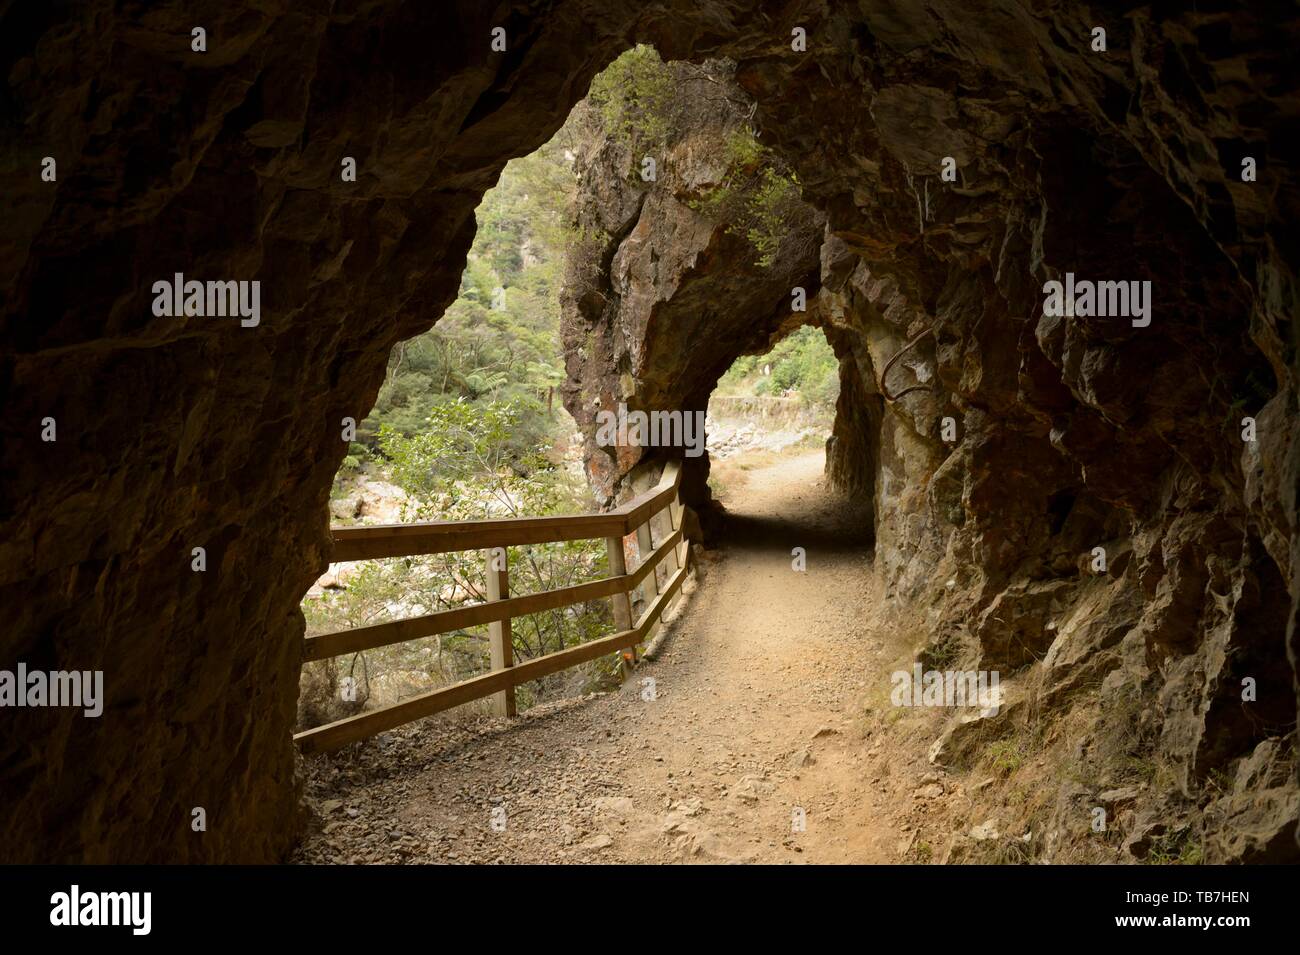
[{"xmin": 295, "ymin": 462, "xmax": 690, "ymax": 754}]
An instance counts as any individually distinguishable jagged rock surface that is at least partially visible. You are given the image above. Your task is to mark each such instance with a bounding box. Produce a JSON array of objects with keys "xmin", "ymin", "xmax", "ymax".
[
  {"xmin": 559, "ymin": 6, "xmax": 1300, "ymax": 860},
  {"xmin": 560, "ymin": 58, "xmax": 825, "ymax": 529}
]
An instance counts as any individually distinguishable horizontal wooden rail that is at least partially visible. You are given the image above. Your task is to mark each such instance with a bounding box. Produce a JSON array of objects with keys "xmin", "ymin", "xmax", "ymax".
[
  {"xmin": 617, "ymin": 473, "xmax": 681, "ymax": 531},
  {"xmin": 302, "ymin": 523, "xmax": 682, "ymax": 663},
  {"xmin": 297, "ymin": 461, "xmax": 690, "ymax": 753},
  {"xmin": 296, "ymin": 549, "xmax": 691, "ymax": 754},
  {"xmin": 627, "ymin": 525, "xmax": 683, "ymax": 591},
  {"xmin": 330, "ymin": 512, "xmax": 626, "ymax": 562},
  {"xmin": 330, "ymin": 462, "xmax": 681, "ymax": 561},
  {"xmin": 304, "ymin": 574, "xmax": 629, "ymax": 662}
]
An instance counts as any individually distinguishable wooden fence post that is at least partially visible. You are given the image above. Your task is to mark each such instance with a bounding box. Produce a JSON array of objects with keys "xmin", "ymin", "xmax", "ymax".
[
  {"xmin": 606, "ymin": 535, "xmax": 636, "ymax": 671},
  {"xmin": 659, "ymin": 499, "xmax": 680, "ymax": 576},
  {"xmin": 669, "ymin": 498, "xmax": 686, "ymax": 572},
  {"xmin": 635, "ymin": 521, "xmax": 660, "ymax": 602},
  {"xmin": 606, "ymin": 536, "xmax": 634, "ymax": 631},
  {"xmin": 297, "ymin": 463, "xmax": 691, "ymax": 752},
  {"xmin": 633, "ymin": 519, "xmax": 661, "ymax": 652},
  {"xmin": 485, "ymin": 547, "xmax": 516, "ymax": 717}
]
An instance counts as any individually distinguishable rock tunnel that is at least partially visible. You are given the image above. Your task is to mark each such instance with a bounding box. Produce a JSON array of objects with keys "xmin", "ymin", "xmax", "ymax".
[{"xmin": 1, "ymin": 2, "xmax": 1297, "ymax": 863}]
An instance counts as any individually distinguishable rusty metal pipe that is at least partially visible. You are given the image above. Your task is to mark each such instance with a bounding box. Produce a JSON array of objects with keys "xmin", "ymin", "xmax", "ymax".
[{"xmin": 878, "ymin": 327, "xmax": 935, "ymax": 403}]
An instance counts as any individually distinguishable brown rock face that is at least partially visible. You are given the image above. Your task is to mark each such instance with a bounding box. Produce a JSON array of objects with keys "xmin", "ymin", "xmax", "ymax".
[
  {"xmin": 1, "ymin": 2, "xmax": 1297, "ymax": 862},
  {"xmin": 559, "ymin": 56, "xmax": 826, "ymax": 530},
  {"xmin": 0, "ymin": 0, "xmax": 667, "ymax": 864},
  {"xmin": 558, "ymin": 8, "xmax": 1300, "ymax": 859}
]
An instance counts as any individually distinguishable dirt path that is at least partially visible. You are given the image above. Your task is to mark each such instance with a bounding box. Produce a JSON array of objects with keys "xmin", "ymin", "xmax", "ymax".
[{"xmin": 297, "ymin": 449, "xmax": 924, "ymax": 864}]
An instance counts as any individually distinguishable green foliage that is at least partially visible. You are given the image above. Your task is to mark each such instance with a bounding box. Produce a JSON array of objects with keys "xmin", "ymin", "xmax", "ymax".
[
  {"xmin": 585, "ymin": 45, "xmax": 676, "ymax": 155},
  {"xmin": 349, "ymin": 128, "xmax": 578, "ymax": 468},
  {"xmin": 585, "ymin": 48, "xmax": 813, "ymax": 268},
  {"xmin": 378, "ymin": 399, "xmax": 547, "ymax": 506},
  {"xmin": 303, "ymin": 402, "xmax": 618, "ymax": 727},
  {"xmin": 1145, "ymin": 829, "xmax": 1204, "ymax": 866},
  {"xmin": 745, "ymin": 167, "xmax": 804, "ymax": 268},
  {"xmin": 723, "ymin": 127, "xmax": 763, "ymax": 168},
  {"xmin": 300, "ymin": 105, "xmax": 632, "ymax": 729},
  {"xmin": 985, "ymin": 738, "xmax": 1027, "ymax": 777},
  {"xmin": 689, "ymin": 127, "xmax": 813, "ymax": 268},
  {"xmin": 718, "ymin": 326, "xmax": 839, "ymax": 410}
]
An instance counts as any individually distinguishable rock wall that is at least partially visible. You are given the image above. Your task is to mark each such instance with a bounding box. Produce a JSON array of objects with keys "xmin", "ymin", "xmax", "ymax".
[
  {"xmin": 561, "ymin": 6, "xmax": 1300, "ymax": 859},
  {"xmin": 0, "ymin": 0, "xmax": 702, "ymax": 864},
  {"xmin": 761, "ymin": 2, "xmax": 1299, "ymax": 861},
  {"xmin": 1, "ymin": 1, "xmax": 1296, "ymax": 861},
  {"xmin": 559, "ymin": 57, "xmax": 826, "ymax": 533}
]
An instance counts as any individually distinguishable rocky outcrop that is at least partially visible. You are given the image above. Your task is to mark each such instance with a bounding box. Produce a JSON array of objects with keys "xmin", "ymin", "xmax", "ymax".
[
  {"xmin": 1, "ymin": 0, "xmax": 682, "ymax": 864},
  {"xmin": 560, "ymin": 57, "xmax": 825, "ymax": 531},
  {"xmin": 559, "ymin": 8, "xmax": 1300, "ymax": 860},
  {"xmin": 1, "ymin": 1, "xmax": 1296, "ymax": 862}
]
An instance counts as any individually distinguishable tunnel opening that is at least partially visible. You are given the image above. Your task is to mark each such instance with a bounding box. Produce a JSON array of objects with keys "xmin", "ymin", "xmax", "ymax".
[
  {"xmin": 297, "ymin": 61, "xmax": 650, "ymax": 737},
  {"xmin": 699, "ymin": 323, "xmax": 872, "ymax": 555},
  {"xmin": 706, "ymin": 323, "xmax": 840, "ymax": 506},
  {"xmin": 706, "ymin": 322, "xmax": 876, "ymax": 570}
]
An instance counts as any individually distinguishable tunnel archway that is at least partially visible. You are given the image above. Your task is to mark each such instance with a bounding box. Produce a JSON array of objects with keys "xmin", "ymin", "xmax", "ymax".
[{"xmin": 1, "ymin": 3, "xmax": 1296, "ymax": 863}]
